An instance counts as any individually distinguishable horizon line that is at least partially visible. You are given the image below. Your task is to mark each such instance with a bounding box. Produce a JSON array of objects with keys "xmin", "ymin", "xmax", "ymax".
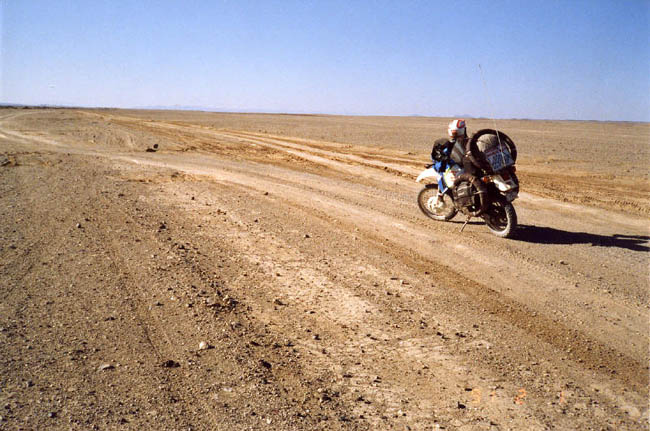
[{"xmin": 0, "ymin": 102, "xmax": 647, "ymax": 124}]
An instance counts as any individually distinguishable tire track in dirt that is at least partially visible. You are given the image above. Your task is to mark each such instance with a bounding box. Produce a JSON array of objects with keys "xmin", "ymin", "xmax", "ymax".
[
  {"xmin": 76, "ymin": 111, "xmax": 650, "ymax": 217},
  {"xmin": 121, "ymin": 126, "xmax": 647, "ymax": 370},
  {"xmin": 1, "ymin": 149, "xmax": 367, "ymax": 430},
  {"xmin": 94, "ymin": 192, "xmax": 224, "ymax": 429},
  {"xmin": 219, "ymin": 129, "xmax": 421, "ymax": 176},
  {"xmin": 76, "ymin": 111, "xmax": 650, "ymax": 215},
  {"xmin": 113, "ymin": 152, "xmax": 648, "ymax": 424},
  {"xmin": 2, "ymin": 109, "xmax": 648, "ymax": 429},
  {"xmin": 146, "ymin": 176, "xmax": 557, "ymax": 430},
  {"xmin": 5, "ymin": 113, "xmax": 648, "ymax": 387},
  {"xmin": 147, "ymin": 171, "xmax": 645, "ymax": 428},
  {"xmin": 74, "ymin": 111, "xmax": 422, "ymax": 181}
]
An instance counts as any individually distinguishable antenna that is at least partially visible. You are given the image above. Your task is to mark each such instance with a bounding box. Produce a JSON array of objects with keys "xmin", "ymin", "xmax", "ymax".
[{"xmin": 478, "ymin": 64, "xmax": 507, "ymax": 166}]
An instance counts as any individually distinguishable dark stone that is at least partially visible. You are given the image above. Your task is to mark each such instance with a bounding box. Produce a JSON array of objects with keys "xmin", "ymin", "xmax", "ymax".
[{"xmin": 161, "ymin": 360, "xmax": 180, "ymax": 368}]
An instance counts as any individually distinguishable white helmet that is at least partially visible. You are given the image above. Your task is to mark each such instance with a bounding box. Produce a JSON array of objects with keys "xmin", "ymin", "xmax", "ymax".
[{"xmin": 448, "ymin": 119, "xmax": 466, "ymax": 139}]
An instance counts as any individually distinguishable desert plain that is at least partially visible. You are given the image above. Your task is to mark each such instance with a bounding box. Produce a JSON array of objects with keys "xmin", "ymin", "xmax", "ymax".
[{"xmin": 0, "ymin": 108, "xmax": 648, "ymax": 430}]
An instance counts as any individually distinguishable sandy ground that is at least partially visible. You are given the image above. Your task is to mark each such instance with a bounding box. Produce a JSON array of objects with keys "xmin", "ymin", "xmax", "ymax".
[{"xmin": 0, "ymin": 108, "xmax": 648, "ymax": 430}]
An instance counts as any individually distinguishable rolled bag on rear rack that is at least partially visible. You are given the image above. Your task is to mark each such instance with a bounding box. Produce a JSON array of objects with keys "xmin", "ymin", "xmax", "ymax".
[{"xmin": 452, "ymin": 129, "xmax": 517, "ymax": 217}]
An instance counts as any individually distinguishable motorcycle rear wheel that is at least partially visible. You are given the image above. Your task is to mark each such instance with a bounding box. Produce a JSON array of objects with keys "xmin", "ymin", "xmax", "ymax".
[
  {"xmin": 417, "ymin": 185, "xmax": 457, "ymax": 221},
  {"xmin": 484, "ymin": 200, "xmax": 517, "ymax": 238}
]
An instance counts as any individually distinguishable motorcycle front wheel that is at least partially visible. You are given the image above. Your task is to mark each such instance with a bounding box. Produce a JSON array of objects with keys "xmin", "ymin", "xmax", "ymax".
[
  {"xmin": 484, "ymin": 200, "xmax": 517, "ymax": 238},
  {"xmin": 417, "ymin": 185, "xmax": 457, "ymax": 221}
]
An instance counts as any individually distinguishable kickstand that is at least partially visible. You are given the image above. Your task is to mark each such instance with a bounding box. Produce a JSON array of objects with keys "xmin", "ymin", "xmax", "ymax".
[{"xmin": 460, "ymin": 216, "xmax": 472, "ymax": 233}]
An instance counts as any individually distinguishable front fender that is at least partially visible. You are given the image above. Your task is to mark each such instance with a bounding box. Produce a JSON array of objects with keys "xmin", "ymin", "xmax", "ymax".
[
  {"xmin": 491, "ymin": 174, "xmax": 518, "ymax": 192},
  {"xmin": 416, "ymin": 168, "xmax": 441, "ymax": 183}
]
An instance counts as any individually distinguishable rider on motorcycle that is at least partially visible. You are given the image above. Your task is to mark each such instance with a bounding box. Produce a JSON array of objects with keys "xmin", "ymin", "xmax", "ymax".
[
  {"xmin": 430, "ymin": 119, "xmax": 469, "ymax": 192},
  {"xmin": 419, "ymin": 120, "xmax": 520, "ymax": 237}
]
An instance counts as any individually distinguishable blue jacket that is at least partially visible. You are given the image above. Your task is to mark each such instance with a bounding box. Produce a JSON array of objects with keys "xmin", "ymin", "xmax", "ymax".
[{"xmin": 431, "ymin": 140, "xmax": 456, "ymax": 192}]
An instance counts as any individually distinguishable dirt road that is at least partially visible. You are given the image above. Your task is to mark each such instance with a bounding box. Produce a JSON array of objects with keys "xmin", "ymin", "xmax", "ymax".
[{"xmin": 1, "ymin": 108, "xmax": 648, "ymax": 430}]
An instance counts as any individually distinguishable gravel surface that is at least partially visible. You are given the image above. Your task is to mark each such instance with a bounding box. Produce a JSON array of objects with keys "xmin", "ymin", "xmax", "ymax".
[{"xmin": 0, "ymin": 108, "xmax": 648, "ymax": 430}]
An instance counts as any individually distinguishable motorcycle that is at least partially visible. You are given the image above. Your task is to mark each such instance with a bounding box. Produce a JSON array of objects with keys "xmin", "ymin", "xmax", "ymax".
[{"xmin": 416, "ymin": 129, "xmax": 519, "ymax": 238}]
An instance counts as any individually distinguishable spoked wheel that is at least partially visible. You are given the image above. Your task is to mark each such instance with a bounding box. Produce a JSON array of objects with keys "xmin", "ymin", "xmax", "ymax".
[
  {"xmin": 417, "ymin": 185, "xmax": 457, "ymax": 221},
  {"xmin": 484, "ymin": 200, "xmax": 517, "ymax": 238}
]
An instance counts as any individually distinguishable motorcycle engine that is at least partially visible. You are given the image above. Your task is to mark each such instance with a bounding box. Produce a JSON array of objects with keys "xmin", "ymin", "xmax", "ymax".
[{"xmin": 453, "ymin": 180, "xmax": 479, "ymax": 212}]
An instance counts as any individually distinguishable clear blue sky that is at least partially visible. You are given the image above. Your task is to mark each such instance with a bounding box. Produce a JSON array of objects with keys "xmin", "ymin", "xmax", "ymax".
[{"xmin": 1, "ymin": 0, "xmax": 648, "ymax": 121}]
